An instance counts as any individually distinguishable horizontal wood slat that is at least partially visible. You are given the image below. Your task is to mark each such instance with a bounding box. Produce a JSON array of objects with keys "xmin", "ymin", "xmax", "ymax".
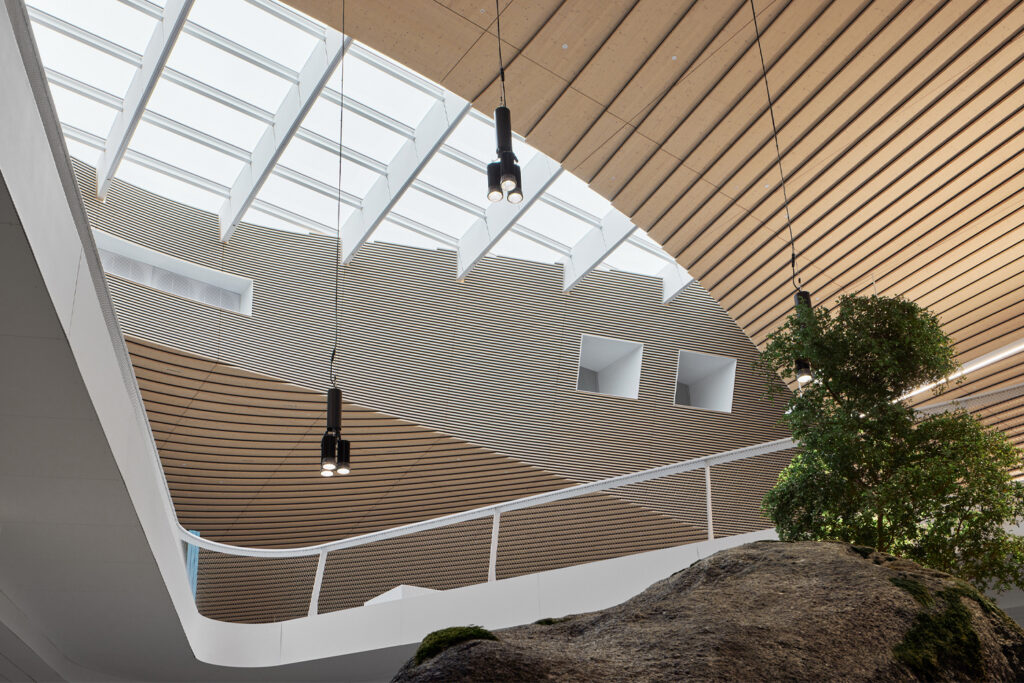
[{"xmin": 282, "ymin": 0, "xmax": 1024, "ymax": 417}]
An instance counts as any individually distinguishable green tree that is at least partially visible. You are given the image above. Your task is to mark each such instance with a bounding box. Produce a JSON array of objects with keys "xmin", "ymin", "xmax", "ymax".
[{"xmin": 756, "ymin": 294, "xmax": 1024, "ymax": 590}]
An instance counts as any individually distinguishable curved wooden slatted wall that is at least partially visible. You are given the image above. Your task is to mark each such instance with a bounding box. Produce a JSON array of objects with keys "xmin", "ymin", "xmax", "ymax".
[
  {"xmin": 134, "ymin": 336, "xmax": 784, "ymax": 623},
  {"xmin": 72, "ymin": 159, "xmax": 792, "ymax": 494},
  {"xmin": 130, "ymin": 336, "xmax": 576, "ymax": 548},
  {"xmin": 289, "ymin": 0, "xmax": 1024, "ymax": 408},
  {"xmin": 494, "ymin": 492, "xmax": 706, "ymax": 580}
]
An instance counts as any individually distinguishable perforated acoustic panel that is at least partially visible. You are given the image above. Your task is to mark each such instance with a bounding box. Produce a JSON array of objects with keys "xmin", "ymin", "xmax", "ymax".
[
  {"xmin": 495, "ymin": 491, "xmax": 707, "ymax": 581},
  {"xmin": 318, "ymin": 517, "xmax": 492, "ymax": 614},
  {"xmin": 196, "ymin": 552, "xmax": 319, "ymax": 624}
]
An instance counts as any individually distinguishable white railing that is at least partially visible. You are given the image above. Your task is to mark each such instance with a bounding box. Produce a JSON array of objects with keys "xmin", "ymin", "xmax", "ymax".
[{"xmin": 179, "ymin": 437, "xmax": 796, "ymax": 618}]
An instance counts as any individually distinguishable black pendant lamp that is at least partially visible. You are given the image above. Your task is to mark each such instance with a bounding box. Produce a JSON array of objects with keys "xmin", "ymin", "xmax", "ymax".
[
  {"xmin": 321, "ymin": 0, "xmax": 351, "ymax": 478},
  {"xmin": 485, "ymin": 0, "xmax": 522, "ymax": 204},
  {"xmin": 321, "ymin": 387, "xmax": 351, "ymax": 477},
  {"xmin": 793, "ymin": 291, "xmax": 814, "ymax": 384},
  {"xmin": 752, "ymin": 0, "xmax": 813, "ymax": 387}
]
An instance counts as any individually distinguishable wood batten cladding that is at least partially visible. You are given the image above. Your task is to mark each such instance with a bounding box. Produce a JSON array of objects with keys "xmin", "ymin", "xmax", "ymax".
[
  {"xmin": 285, "ymin": 0, "xmax": 1024, "ymax": 413},
  {"xmin": 136, "ymin": 338, "xmax": 752, "ymax": 623},
  {"xmin": 73, "ymin": 159, "xmax": 791, "ymax": 492},
  {"xmin": 130, "ymin": 336, "xmax": 575, "ymax": 548}
]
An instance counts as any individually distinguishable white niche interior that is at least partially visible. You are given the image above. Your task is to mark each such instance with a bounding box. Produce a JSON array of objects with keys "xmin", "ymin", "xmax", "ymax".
[
  {"xmin": 674, "ymin": 349, "xmax": 737, "ymax": 413},
  {"xmin": 576, "ymin": 334, "xmax": 643, "ymax": 400}
]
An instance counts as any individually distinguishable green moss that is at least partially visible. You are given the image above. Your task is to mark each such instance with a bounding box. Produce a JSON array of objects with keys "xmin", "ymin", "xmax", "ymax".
[
  {"xmin": 414, "ymin": 625, "xmax": 497, "ymax": 665},
  {"xmin": 850, "ymin": 545, "xmax": 875, "ymax": 559},
  {"xmin": 890, "ymin": 577, "xmax": 934, "ymax": 607},
  {"xmin": 892, "ymin": 589, "xmax": 984, "ymax": 679},
  {"xmin": 534, "ymin": 616, "xmax": 570, "ymax": 626}
]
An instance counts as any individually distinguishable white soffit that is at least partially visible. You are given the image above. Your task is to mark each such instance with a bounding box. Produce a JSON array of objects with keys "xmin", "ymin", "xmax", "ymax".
[{"xmin": 26, "ymin": 0, "xmax": 691, "ymax": 298}]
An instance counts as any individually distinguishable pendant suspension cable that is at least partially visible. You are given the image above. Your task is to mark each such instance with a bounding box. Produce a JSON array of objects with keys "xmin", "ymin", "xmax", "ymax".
[
  {"xmin": 495, "ymin": 0, "xmax": 506, "ymax": 106},
  {"xmin": 750, "ymin": 0, "xmax": 800, "ymax": 292},
  {"xmin": 329, "ymin": 0, "xmax": 346, "ymax": 389}
]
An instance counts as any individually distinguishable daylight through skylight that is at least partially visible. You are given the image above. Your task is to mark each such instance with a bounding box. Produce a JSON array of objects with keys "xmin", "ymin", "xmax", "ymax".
[{"xmin": 26, "ymin": 0, "xmax": 693, "ymax": 300}]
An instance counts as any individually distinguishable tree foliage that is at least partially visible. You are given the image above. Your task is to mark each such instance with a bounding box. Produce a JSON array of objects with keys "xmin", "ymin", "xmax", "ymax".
[{"xmin": 756, "ymin": 294, "xmax": 1024, "ymax": 590}]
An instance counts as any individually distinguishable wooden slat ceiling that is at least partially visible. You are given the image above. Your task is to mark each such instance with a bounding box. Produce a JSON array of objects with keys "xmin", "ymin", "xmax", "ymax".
[
  {"xmin": 287, "ymin": 0, "xmax": 1024, "ymax": 403},
  {"xmin": 133, "ymin": 336, "xmax": 776, "ymax": 622},
  {"xmin": 129, "ymin": 335, "xmax": 576, "ymax": 547}
]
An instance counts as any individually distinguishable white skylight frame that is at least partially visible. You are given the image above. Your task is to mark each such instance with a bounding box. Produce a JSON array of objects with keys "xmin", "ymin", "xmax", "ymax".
[{"xmin": 26, "ymin": 0, "xmax": 692, "ymax": 301}]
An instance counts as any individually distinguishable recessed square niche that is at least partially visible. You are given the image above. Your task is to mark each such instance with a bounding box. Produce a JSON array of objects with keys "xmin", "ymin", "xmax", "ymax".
[
  {"xmin": 576, "ymin": 334, "xmax": 643, "ymax": 400},
  {"xmin": 674, "ymin": 350, "xmax": 737, "ymax": 413}
]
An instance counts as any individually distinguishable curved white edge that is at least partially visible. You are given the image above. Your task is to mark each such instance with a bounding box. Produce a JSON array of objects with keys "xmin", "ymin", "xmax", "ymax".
[
  {"xmin": 1, "ymin": 0, "xmax": 204, "ymax": 664},
  {"xmin": 185, "ymin": 529, "xmax": 777, "ymax": 668},
  {"xmin": 2, "ymin": 0, "xmax": 786, "ymax": 669}
]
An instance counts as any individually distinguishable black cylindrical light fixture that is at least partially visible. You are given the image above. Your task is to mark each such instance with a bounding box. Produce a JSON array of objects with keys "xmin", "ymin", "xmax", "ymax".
[
  {"xmin": 321, "ymin": 387, "xmax": 343, "ymax": 475},
  {"xmin": 327, "ymin": 387, "xmax": 341, "ymax": 431},
  {"xmin": 337, "ymin": 438, "xmax": 351, "ymax": 475},
  {"xmin": 498, "ymin": 150, "xmax": 517, "ymax": 193},
  {"xmin": 494, "ymin": 106, "xmax": 513, "ymax": 153},
  {"xmin": 486, "ymin": 162, "xmax": 503, "ymax": 202},
  {"xmin": 320, "ymin": 432, "xmax": 337, "ymax": 475},
  {"xmin": 506, "ymin": 165, "xmax": 523, "ymax": 204},
  {"xmin": 795, "ymin": 358, "xmax": 813, "ymax": 384},
  {"xmin": 794, "ymin": 290, "xmax": 811, "ymax": 311}
]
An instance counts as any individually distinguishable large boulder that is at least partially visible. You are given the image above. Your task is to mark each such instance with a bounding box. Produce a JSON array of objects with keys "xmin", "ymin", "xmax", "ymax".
[{"xmin": 393, "ymin": 541, "xmax": 1024, "ymax": 682}]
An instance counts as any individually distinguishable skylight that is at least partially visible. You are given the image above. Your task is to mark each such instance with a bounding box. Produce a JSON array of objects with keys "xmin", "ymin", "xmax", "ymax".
[{"xmin": 26, "ymin": 0, "xmax": 693, "ymax": 301}]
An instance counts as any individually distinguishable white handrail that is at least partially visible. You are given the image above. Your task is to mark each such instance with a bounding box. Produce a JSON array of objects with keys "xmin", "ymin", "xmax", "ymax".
[{"xmin": 178, "ymin": 437, "xmax": 795, "ymax": 559}]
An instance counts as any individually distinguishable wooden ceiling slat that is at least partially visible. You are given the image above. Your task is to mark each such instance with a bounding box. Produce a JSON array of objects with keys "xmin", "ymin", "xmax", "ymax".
[{"xmin": 129, "ymin": 336, "xmax": 579, "ymax": 548}]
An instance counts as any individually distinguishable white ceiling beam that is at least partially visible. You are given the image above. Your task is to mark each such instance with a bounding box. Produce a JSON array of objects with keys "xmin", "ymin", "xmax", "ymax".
[
  {"xmin": 341, "ymin": 92, "xmax": 471, "ymax": 262},
  {"xmin": 563, "ymin": 210, "xmax": 636, "ymax": 290},
  {"xmin": 95, "ymin": 0, "xmax": 193, "ymax": 200},
  {"xmin": 658, "ymin": 260, "xmax": 694, "ymax": 303},
  {"xmin": 456, "ymin": 155, "xmax": 562, "ymax": 280},
  {"xmin": 218, "ymin": 33, "xmax": 349, "ymax": 241}
]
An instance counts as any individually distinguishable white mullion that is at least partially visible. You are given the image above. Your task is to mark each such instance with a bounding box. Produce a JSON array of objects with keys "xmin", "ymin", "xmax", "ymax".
[
  {"xmin": 95, "ymin": 0, "xmax": 193, "ymax": 200},
  {"xmin": 563, "ymin": 211, "xmax": 636, "ymax": 290},
  {"xmin": 340, "ymin": 93, "xmax": 471, "ymax": 262},
  {"xmin": 455, "ymin": 154, "xmax": 563, "ymax": 280},
  {"xmin": 218, "ymin": 33, "xmax": 349, "ymax": 241}
]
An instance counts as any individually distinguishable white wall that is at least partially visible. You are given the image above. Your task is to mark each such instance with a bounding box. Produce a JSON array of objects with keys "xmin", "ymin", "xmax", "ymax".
[
  {"xmin": 688, "ymin": 359, "xmax": 737, "ymax": 413},
  {"xmin": 598, "ymin": 344, "xmax": 643, "ymax": 399}
]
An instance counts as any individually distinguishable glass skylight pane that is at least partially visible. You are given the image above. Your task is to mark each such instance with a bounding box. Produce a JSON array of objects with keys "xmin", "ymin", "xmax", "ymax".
[
  {"xmin": 64, "ymin": 139, "xmax": 101, "ymax": 165},
  {"xmin": 417, "ymin": 154, "xmax": 488, "ymax": 212},
  {"xmin": 28, "ymin": 0, "xmax": 156, "ymax": 54},
  {"xmin": 491, "ymin": 231, "xmax": 564, "ymax": 265},
  {"xmin": 343, "ymin": 56, "xmax": 435, "ymax": 129},
  {"xmin": 518, "ymin": 201, "xmax": 594, "ymax": 247},
  {"xmin": 276, "ymin": 138, "xmax": 380, "ymax": 198},
  {"xmin": 166, "ymin": 34, "xmax": 292, "ymax": 112},
  {"xmin": 603, "ymin": 241, "xmax": 671, "ymax": 276},
  {"xmin": 546, "ymin": 172, "xmax": 611, "ymax": 219},
  {"xmin": 48, "ymin": 84, "xmax": 118, "ymax": 138},
  {"xmin": 241, "ymin": 208, "xmax": 311, "ymax": 235},
  {"xmin": 372, "ymin": 221, "xmax": 450, "ymax": 251},
  {"xmin": 128, "ymin": 121, "xmax": 245, "ymax": 186},
  {"xmin": 447, "ymin": 116, "xmax": 495, "ymax": 162},
  {"xmin": 116, "ymin": 160, "xmax": 224, "ymax": 212},
  {"xmin": 392, "ymin": 189, "xmax": 477, "ymax": 238},
  {"xmin": 302, "ymin": 98, "xmax": 406, "ymax": 163},
  {"xmin": 29, "ymin": 24, "xmax": 138, "ymax": 98},
  {"xmin": 147, "ymin": 80, "xmax": 267, "ymax": 150},
  {"xmin": 188, "ymin": 0, "xmax": 319, "ymax": 73},
  {"xmin": 256, "ymin": 176, "xmax": 353, "ymax": 230}
]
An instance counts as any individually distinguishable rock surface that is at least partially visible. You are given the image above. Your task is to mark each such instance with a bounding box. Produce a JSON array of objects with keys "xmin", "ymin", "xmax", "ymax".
[{"xmin": 393, "ymin": 541, "xmax": 1024, "ymax": 682}]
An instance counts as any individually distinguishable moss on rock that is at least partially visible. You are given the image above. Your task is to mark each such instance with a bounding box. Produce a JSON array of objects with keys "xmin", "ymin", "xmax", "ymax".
[
  {"xmin": 413, "ymin": 626, "xmax": 497, "ymax": 665},
  {"xmin": 889, "ymin": 576, "xmax": 934, "ymax": 608},
  {"xmin": 892, "ymin": 588, "xmax": 984, "ymax": 680}
]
